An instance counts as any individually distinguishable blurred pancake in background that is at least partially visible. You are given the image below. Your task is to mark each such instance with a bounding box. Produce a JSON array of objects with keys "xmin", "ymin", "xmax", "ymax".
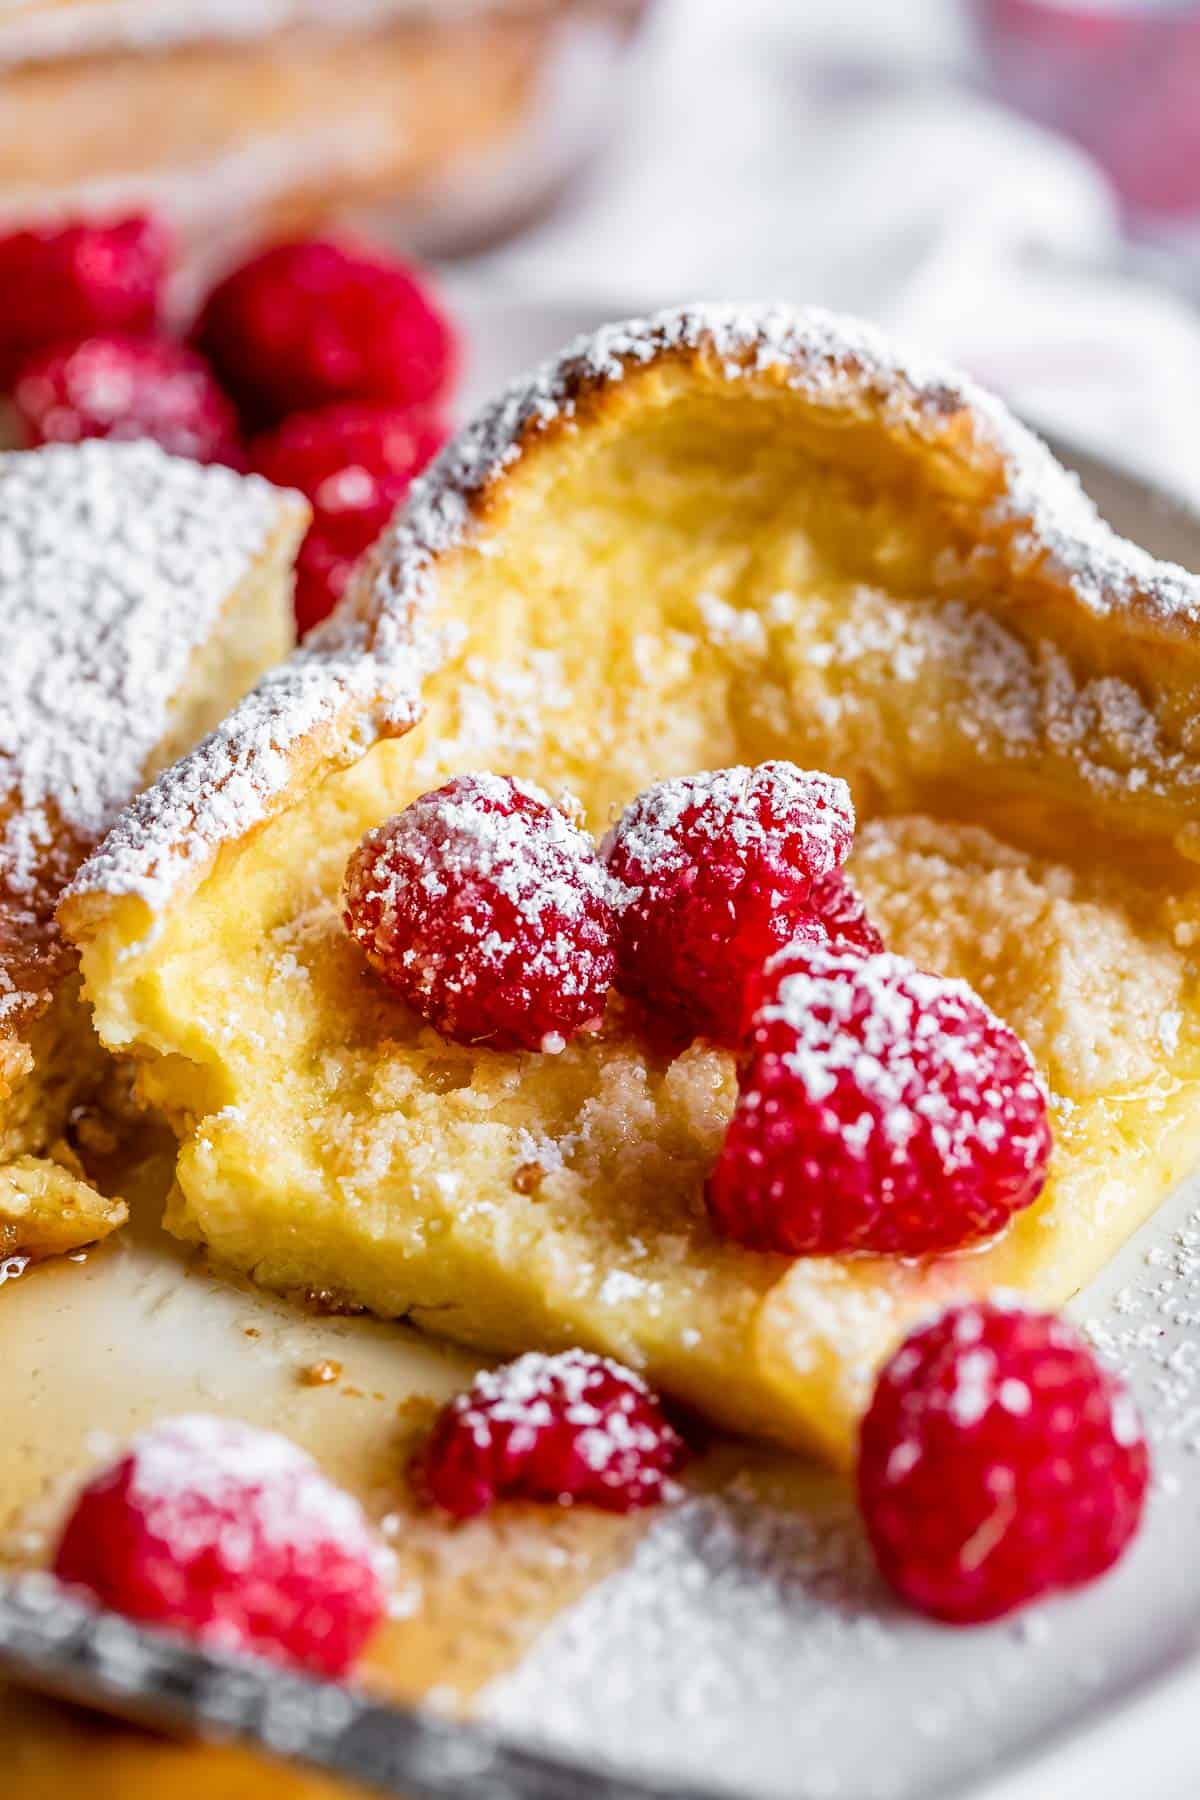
[{"xmin": 0, "ymin": 1, "xmax": 649, "ymax": 279}]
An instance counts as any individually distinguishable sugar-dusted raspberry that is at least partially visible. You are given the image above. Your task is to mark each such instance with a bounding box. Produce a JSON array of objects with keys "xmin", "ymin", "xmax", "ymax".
[
  {"xmin": 707, "ymin": 943, "xmax": 1052, "ymax": 1255},
  {"xmin": 343, "ymin": 773, "xmax": 616, "ymax": 1051},
  {"xmin": 810, "ymin": 869, "xmax": 884, "ymax": 954},
  {"xmin": 858, "ymin": 1301, "xmax": 1149, "ymax": 1623},
  {"xmin": 413, "ymin": 1349, "xmax": 687, "ymax": 1518},
  {"xmin": 13, "ymin": 334, "xmax": 244, "ymax": 465},
  {"xmin": 602, "ymin": 763, "xmax": 855, "ymax": 1047},
  {"xmin": 0, "ymin": 213, "xmax": 169, "ymax": 386},
  {"xmin": 193, "ymin": 238, "xmax": 457, "ymax": 425},
  {"xmin": 251, "ymin": 402, "xmax": 446, "ymax": 633},
  {"xmin": 52, "ymin": 1415, "xmax": 388, "ymax": 1676}
]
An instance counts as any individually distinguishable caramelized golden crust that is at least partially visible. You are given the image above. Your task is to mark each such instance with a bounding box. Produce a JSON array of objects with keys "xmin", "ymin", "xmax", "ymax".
[{"xmin": 62, "ymin": 306, "xmax": 1200, "ymax": 1460}]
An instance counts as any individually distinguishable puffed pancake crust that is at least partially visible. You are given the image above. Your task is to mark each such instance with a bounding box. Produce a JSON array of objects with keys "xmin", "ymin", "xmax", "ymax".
[
  {"xmin": 62, "ymin": 305, "xmax": 1200, "ymax": 1464},
  {"xmin": 0, "ymin": 440, "xmax": 306, "ymax": 1261}
]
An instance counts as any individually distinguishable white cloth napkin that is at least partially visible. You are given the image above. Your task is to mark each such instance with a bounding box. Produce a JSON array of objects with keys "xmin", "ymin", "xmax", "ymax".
[{"xmin": 465, "ymin": 0, "xmax": 1200, "ymax": 509}]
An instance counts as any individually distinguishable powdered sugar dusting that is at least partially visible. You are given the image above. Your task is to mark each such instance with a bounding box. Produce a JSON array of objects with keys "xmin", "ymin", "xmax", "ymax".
[
  {"xmin": 803, "ymin": 590, "xmax": 1200, "ymax": 804},
  {"xmin": 341, "ymin": 770, "xmax": 615, "ymax": 1048},
  {"xmin": 760, "ymin": 946, "xmax": 1046, "ymax": 1174},
  {"xmin": 68, "ymin": 302, "xmax": 1200, "ymax": 926},
  {"xmin": 458, "ymin": 1348, "xmax": 651, "ymax": 1426},
  {"xmin": 421, "ymin": 1349, "xmax": 684, "ymax": 1515},
  {"xmin": 352, "ymin": 772, "xmax": 608, "ymax": 947},
  {"xmin": 709, "ymin": 942, "xmax": 1053, "ymax": 1254},
  {"xmin": 126, "ymin": 1413, "xmax": 385, "ymax": 1569},
  {"xmin": 1084, "ymin": 1204, "xmax": 1200, "ymax": 1461},
  {"xmin": 0, "ymin": 438, "xmax": 289, "ymax": 1027},
  {"xmin": 65, "ymin": 547, "xmax": 450, "ymax": 917},
  {"xmin": 946, "ymin": 1347, "xmax": 999, "ymax": 1429},
  {"xmin": 480, "ymin": 1171, "xmax": 1200, "ymax": 1799},
  {"xmin": 603, "ymin": 763, "xmax": 853, "ymax": 904},
  {"xmin": 404, "ymin": 300, "xmax": 1195, "ymax": 624}
]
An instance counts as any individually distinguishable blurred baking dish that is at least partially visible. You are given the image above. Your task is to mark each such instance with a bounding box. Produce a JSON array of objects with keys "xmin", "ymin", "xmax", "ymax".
[{"xmin": 0, "ymin": 1, "xmax": 650, "ymax": 265}]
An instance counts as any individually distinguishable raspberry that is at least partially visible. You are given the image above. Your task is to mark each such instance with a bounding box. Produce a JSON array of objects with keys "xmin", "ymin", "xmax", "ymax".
[
  {"xmin": 0, "ymin": 213, "xmax": 169, "ymax": 386},
  {"xmin": 291, "ymin": 533, "xmax": 358, "ymax": 638},
  {"xmin": 602, "ymin": 763, "xmax": 855, "ymax": 1047},
  {"xmin": 13, "ymin": 334, "xmax": 244, "ymax": 465},
  {"xmin": 343, "ymin": 772, "xmax": 616, "ymax": 1051},
  {"xmin": 193, "ymin": 238, "xmax": 457, "ymax": 425},
  {"xmin": 810, "ymin": 869, "xmax": 884, "ymax": 954},
  {"xmin": 413, "ymin": 1349, "xmax": 686, "ymax": 1519},
  {"xmin": 707, "ymin": 943, "xmax": 1052, "ymax": 1255},
  {"xmin": 858, "ymin": 1302, "xmax": 1149, "ymax": 1623},
  {"xmin": 251, "ymin": 402, "xmax": 446, "ymax": 634},
  {"xmin": 52, "ymin": 1415, "xmax": 387, "ymax": 1676}
]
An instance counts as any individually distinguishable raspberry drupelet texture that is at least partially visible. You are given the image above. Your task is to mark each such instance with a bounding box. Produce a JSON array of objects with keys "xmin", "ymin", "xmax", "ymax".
[
  {"xmin": 809, "ymin": 869, "xmax": 885, "ymax": 955},
  {"xmin": 413, "ymin": 1349, "xmax": 687, "ymax": 1519},
  {"xmin": 707, "ymin": 942, "xmax": 1052, "ymax": 1255},
  {"xmin": 13, "ymin": 334, "xmax": 244, "ymax": 465},
  {"xmin": 602, "ymin": 762, "xmax": 856, "ymax": 1047},
  {"xmin": 0, "ymin": 213, "xmax": 169, "ymax": 385},
  {"xmin": 193, "ymin": 238, "xmax": 457, "ymax": 426},
  {"xmin": 343, "ymin": 773, "xmax": 616, "ymax": 1052},
  {"xmin": 52, "ymin": 1415, "xmax": 388, "ymax": 1676},
  {"xmin": 251, "ymin": 401, "xmax": 446, "ymax": 634},
  {"xmin": 858, "ymin": 1301, "xmax": 1150, "ymax": 1623}
]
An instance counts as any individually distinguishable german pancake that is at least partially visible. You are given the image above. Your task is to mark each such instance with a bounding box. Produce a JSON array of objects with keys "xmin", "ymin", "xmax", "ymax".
[{"xmin": 61, "ymin": 306, "xmax": 1200, "ymax": 1464}]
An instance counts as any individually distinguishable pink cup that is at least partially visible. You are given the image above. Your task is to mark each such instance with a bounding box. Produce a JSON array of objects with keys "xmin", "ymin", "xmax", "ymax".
[{"xmin": 975, "ymin": 0, "xmax": 1200, "ymax": 224}]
